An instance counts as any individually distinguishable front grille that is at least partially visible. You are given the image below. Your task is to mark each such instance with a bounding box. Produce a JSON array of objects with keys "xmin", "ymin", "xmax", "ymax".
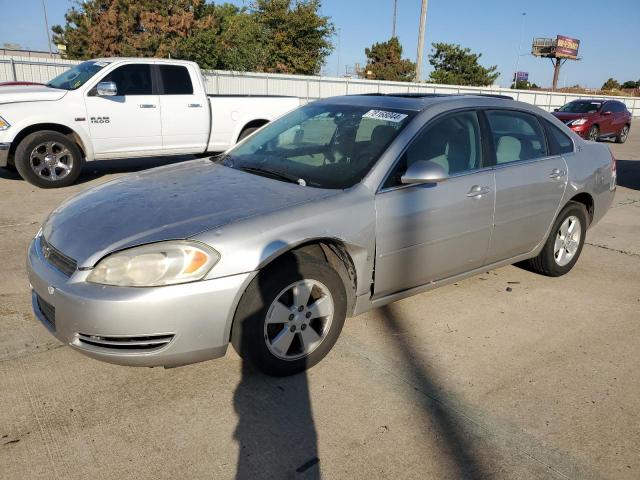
[
  {"xmin": 40, "ymin": 237, "xmax": 77, "ymax": 277},
  {"xmin": 36, "ymin": 294, "xmax": 56, "ymax": 329},
  {"xmin": 77, "ymin": 333, "xmax": 174, "ymax": 351}
]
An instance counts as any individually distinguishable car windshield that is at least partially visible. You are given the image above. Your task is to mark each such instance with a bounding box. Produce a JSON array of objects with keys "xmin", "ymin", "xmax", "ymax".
[
  {"xmin": 46, "ymin": 61, "xmax": 109, "ymax": 90},
  {"xmin": 558, "ymin": 101, "xmax": 602, "ymax": 113},
  {"xmin": 217, "ymin": 103, "xmax": 415, "ymax": 189}
]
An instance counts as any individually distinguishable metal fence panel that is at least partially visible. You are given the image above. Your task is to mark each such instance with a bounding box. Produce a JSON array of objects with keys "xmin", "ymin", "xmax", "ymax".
[{"xmin": 1, "ymin": 55, "xmax": 639, "ymax": 117}]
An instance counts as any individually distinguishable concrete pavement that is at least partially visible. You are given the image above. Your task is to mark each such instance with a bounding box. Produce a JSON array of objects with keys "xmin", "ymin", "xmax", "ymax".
[{"xmin": 1, "ymin": 133, "xmax": 638, "ymax": 479}]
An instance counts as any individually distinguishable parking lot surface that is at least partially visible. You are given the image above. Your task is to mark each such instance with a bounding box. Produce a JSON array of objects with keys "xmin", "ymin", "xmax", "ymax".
[{"xmin": 1, "ymin": 132, "xmax": 639, "ymax": 479}]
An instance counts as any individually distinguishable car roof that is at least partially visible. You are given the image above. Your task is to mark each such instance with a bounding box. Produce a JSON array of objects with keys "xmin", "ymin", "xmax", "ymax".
[
  {"xmin": 314, "ymin": 93, "xmax": 518, "ymax": 112},
  {"xmin": 91, "ymin": 57, "xmax": 197, "ymax": 67}
]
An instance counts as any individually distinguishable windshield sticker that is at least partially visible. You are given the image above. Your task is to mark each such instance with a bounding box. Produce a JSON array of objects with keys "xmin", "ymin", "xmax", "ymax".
[{"xmin": 362, "ymin": 109, "xmax": 408, "ymax": 123}]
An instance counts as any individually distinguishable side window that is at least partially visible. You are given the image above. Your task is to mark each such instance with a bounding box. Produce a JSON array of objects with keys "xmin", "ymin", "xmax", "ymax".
[
  {"xmin": 101, "ymin": 64, "xmax": 153, "ymax": 96},
  {"xmin": 383, "ymin": 111, "xmax": 482, "ymax": 188},
  {"xmin": 543, "ymin": 120, "xmax": 574, "ymax": 155},
  {"xmin": 486, "ymin": 110, "xmax": 547, "ymax": 164},
  {"xmin": 159, "ymin": 65, "xmax": 193, "ymax": 95}
]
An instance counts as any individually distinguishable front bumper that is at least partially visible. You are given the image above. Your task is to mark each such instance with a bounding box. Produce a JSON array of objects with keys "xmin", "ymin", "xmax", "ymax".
[
  {"xmin": 27, "ymin": 236, "xmax": 256, "ymax": 367},
  {"xmin": 0, "ymin": 143, "xmax": 10, "ymax": 167},
  {"xmin": 568, "ymin": 124, "xmax": 589, "ymax": 138}
]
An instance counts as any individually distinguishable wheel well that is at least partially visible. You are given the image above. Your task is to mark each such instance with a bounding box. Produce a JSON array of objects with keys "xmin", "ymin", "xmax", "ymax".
[
  {"xmin": 266, "ymin": 239, "xmax": 358, "ymax": 315},
  {"xmin": 8, "ymin": 123, "xmax": 86, "ymax": 165},
  {"xmin": 569, "ymin": 192, "xmax": 594, "ymax": 224},
  {"xmin": 238, "ymin": 119, "xmax": 269, "ymax": 140}
]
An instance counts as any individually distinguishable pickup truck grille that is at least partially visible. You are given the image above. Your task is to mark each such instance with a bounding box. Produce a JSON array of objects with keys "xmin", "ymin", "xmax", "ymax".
[{"xmin": 40, "ymin": 237, "xmax": 77, "ymax": 277}]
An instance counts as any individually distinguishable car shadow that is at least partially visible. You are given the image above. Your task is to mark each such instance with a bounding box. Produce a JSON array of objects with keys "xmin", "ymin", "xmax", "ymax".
[
  {"xmin": 616, "ymin": 159, "xmax": 640, "ymax": 190},
  {"xmin": 377, "ymin": 304, "xmax": 488, "ymax": 478},
  {"xmin": 233, "ymin": 250, "xmax": 320, "ymax": 480}
]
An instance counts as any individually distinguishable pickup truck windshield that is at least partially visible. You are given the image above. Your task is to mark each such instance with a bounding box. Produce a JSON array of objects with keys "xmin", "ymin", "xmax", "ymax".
[
  {"xmin": 221, "ymin": 103, "xmax": 415, "ymax": 189},
  {"xmin": 47, "ymin": 61, "xmax": 109, "ymax": 90}
]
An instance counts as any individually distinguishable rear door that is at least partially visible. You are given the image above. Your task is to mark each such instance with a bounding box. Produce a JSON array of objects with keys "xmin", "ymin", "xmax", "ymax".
[
  {"xmin": 157, "ymin": 64, "xmax": 210, "ymax": 153},
  {"xmin": 484, "ymin": 109, "xmax": 567, "ymax": 263},
  {"xmin": 599, "ymin": 102, "xmax": 616, "ymax": 135},
  {"xmin": 374, "ymin": 110, "xmax": 495, "ymax": 297},
  {"xmin": 85, "ymin": 63, "xmax": 162, "ymax": 157}
]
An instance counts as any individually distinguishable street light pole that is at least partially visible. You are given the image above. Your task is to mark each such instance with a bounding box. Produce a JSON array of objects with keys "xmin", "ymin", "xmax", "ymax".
[
  {"xmin": 512, "ymin": 12, "xmax": 527, "ymax": 87},
  {"xmin": 336, "ymin": 27, "xmax": 341, "ymax": 77},
  {"xmin": 392, "ymin": 0, "xmax": 397, "ymax": 38},
  {"xmin": 415, "ymin": 0, "xmax": 428, "ymax": 82},
  {"xmin": 42, "ymin": 0, "xmax": 53, "ymax": 56}
]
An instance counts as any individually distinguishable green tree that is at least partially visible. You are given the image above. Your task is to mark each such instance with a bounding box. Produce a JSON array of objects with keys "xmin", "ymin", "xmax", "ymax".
[
  {"xmin": 428, "ymin": 43, "xmax": 499, "ymax": 86},
  {"xmin": 601, "ymin": 78, "xmax": 621, "ymax": 90},
  {"xmin": 361, "ymin": 37, "xmax": 416, "ymax": 82},
  {"xmin": 252, "ymin": 0, "xmax": 334, "ymax": 75},
  {"xmin": 621, "ymin": 80, "xmax": 639, "ymax": 89}
]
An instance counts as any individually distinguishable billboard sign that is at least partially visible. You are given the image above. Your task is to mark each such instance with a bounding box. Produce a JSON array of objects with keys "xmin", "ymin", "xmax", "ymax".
[
  {"xmin": 514, "ymin": 71, "xmax": 529, "ymax": 82},
  {"xmin": 555, "ymin": 35, "xmax": 580, "ymax": 59}
]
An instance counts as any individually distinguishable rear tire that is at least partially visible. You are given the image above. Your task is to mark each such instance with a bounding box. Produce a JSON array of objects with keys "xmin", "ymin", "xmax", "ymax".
[
  {"xmin": 616, "ymin": 124, "xmax": 629, "ymax": 144},
  {"xmin": 237, "ymin": 126, "xmax": 259, "ymax": 142},
  {"xmin": 587, "ymin": 125, "xmax": 599, "ymax": 142},
  {"xmin": 15, "ymin": 130, "xmax": 84, "ymax": 188},
  {"xmin": 527, "ymin": 201, "xmax": 588, "ymax": 277},
  {"xmin": 231, "ymin": 251, "xmax": 347, "ymax": 377}
]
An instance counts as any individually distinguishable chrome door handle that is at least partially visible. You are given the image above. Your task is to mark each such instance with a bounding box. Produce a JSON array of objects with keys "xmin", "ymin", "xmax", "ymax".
[
  {"xmin": 466, "ymin": 185, "xmax": 491, "ymax": 198},
  {"xmin": 139, "ymin": 104, "xmax": 157, "ymax": 109},
  {"xmin": 188, "ymin": 103, "xmax": 202, "ymax": 108},
  {"xmin": 549, "ymin": 168, "xmax": 566, "ymax": 179}
]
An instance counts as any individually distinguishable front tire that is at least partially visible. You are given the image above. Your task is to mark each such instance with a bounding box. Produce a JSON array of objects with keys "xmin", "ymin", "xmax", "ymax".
[
  {"xmin": 616, "ymin": 124, "xmax": 630, "ymax": 144},
  {"xmin": 14, "ymin": 130, "xmax": 84, "ymax": 188},
  {"xmin": 587, "ymin": 125, "xmax": 599, "ymax": 142},
  {"xmin": 231, "ymin": 251, "xmax": 347, "ymax": 376},
  {"xmin": 527, "ymin": 201, "xmax": 588, "ymax": 277}
]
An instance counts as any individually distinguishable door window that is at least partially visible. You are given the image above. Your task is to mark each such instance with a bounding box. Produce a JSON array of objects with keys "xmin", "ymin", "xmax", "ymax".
[
  {"xmin": 486, "ymin": 110, "xmax": 547, "ymax": 164},
  {"xmin": 543, "ymin": 120, "xmax": 574, "ymax": 155},
  {"xmin": 100, "ymin": 64, "xmax": 153, "ymax": 96},
  {"xmin": 159, "ymin": 65, "xmax": 193, "ymax": 95},
  {"xmin": 383, "ymin": 111, "xmax": 482, "ymax": 188}
]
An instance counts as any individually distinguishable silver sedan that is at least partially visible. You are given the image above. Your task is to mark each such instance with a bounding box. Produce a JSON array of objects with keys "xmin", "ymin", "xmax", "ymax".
[{"xmin": 27, "ymin": 94, "xmax": 616, "ymax": 376}]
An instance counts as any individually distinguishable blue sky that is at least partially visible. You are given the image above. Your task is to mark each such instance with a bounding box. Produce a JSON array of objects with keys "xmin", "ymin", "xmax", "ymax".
[{"xmin": 2, "ymin": 0, "xmax": 638, "ymax": 88}]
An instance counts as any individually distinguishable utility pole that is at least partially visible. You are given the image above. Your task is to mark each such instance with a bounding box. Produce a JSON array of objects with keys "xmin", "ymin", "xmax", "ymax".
[
  {"xmin": 512, "ymin": 12, "xmax": 527, "ymax": 87},
  {"xmin": 336, "ymin": 28, "xmax": 342, "ymax": 77},
  {"xmin": 415, "ymin": 0, "xmax": 428, "ymax": 82},
  {"xmin": 392, "ymin": 0, "xmax": 397, "ymax": 38},
  {"xmin": 42, "ymin": 0, "xmax": 53, "ymax": 56}
]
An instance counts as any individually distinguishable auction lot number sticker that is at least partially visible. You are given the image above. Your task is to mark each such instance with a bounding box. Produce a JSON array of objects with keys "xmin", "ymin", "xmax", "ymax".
[{"xmin": 362, "ymin": 109, "xmax": 408, "ymax": 123}]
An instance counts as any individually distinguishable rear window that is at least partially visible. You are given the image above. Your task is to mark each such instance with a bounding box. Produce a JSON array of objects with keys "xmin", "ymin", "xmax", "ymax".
[{"xmin": 159, "ymin": 65, "xmax": 193, "ymax": 95}]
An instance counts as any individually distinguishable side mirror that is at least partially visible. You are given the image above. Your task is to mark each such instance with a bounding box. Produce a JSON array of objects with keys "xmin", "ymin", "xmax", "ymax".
[
  {"xmin": 553, "ymin": 108, "xmax": 559, "ymax": 112},
  {"xmin": 401, "ymin": 160, "xmax": 448, "ymax": 185},
  {"xmin": 96, "ymin": 81, "xmax": 117, "ymax": 96},
  {"xmin": 602, "ymin": 110, "xmax": 612, "ymax": 116}
]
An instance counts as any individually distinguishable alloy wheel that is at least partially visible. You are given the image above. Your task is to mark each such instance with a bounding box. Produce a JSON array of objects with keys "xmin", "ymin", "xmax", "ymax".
[
  {"xmin": 264, "ymin": 279, "xmax": 334, "ymax": 361},
  {"xmin": 29, "ymin": 141, "xmax": 74, "ymax": 181},
  {"xmin": 554, "ymin": 215, "xmax": 581, "ymax": 267}
]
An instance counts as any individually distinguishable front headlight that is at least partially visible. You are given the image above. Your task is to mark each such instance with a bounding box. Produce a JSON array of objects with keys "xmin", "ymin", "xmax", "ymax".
[
  {"xmin": 0, "ymin": 116, "xmax": 10, "ymax": 131},
  {"xmin": 87, "ymin": 241, "xmax": 220, "ymax": 287},
  {"xmin": 570, "ymin": 118, "xmax": 587, "ymax": 126}
]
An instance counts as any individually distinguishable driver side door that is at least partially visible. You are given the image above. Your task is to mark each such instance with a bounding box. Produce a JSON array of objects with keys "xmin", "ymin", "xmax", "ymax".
[
  {"xmin": 373, "ymin": 110, "xmax": 495, "ymax": 297},
  {"xmin": 85, "ymin": 63, "xmax": 162, "ymax": 158}
]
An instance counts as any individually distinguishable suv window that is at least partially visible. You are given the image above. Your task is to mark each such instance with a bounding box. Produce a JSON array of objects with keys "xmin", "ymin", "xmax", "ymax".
[
  {"xmin": 101, "ymin": 64, "xmax": 153, "ymax": 96},
  {"xmin": 486, "ymin": 110, "xmax": 547, "ymax": 164},
  {"xmin": 543, "ymin": 120, "xmax": 574, "ymax": 155},
  {"xmin": 159, "ymin": 65, "xmax": 193, "ymax": 95},
  {"xmin": 384, "ymin": 111, "xmax": 482, "ymax": 188}
]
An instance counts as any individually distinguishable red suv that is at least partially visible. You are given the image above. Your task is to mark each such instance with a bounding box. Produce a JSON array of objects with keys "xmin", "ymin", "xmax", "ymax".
[{"xmin": 552, "ymin": 99, "xmax": 631, "ymax": 143}]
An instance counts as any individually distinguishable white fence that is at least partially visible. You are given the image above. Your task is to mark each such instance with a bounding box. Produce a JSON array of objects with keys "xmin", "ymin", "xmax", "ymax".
[{"xmin": 3, "ymin": 55, "xmax": 639, "ymax": 117}]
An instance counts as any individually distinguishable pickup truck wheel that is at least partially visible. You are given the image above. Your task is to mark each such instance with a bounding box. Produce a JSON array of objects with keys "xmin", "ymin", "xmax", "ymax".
[
  {"xmin": 15, "ymin": 131, "xmax": 84, "ymax": 188},
  {"xmin": 616, "ymin": 125, "xmax": 629, "ymax": 144},
  {"xmin": 527, "ymin": 201, "xmax": 588, "ymax": 277},
  {"xmin": 231, "ymin": 251, "xmax": 347, "ymax": 377},
  {"xmin": 237, "ymin": 126, "xmax": 259, "ymax": 142}
]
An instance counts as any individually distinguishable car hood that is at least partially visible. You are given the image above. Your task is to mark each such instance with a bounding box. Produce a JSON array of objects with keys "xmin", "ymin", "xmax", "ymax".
[
  {"xmin": 0, "ymin": 85, "xmax": 67, "ymax": 104},
  {"xmin": 43, "ymin": 159, "xmax": 338, "ymax": 268}
]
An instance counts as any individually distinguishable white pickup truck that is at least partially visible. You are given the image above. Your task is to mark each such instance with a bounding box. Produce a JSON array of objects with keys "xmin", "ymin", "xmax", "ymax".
[{"xmin": 0, "ymin": 58, "xmax": 299, "ymax": 187}]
